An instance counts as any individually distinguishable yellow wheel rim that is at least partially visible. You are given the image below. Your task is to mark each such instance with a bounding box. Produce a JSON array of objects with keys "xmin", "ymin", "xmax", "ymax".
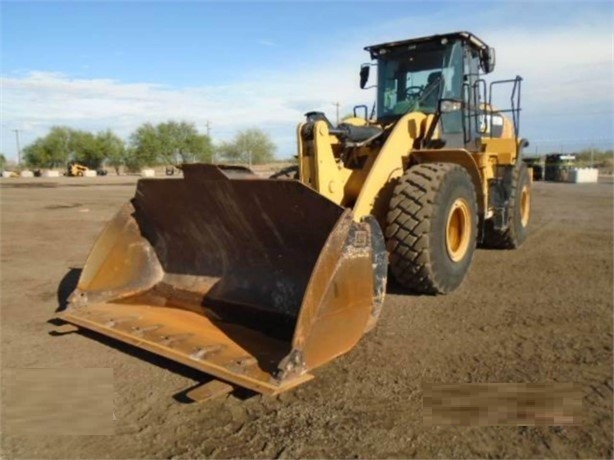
[
  {"xmin": 520, "ymin": 184, "xmax": 530, "ymax": 227},
  {"xmin": 446, "ymin": 198, "xmax": 471, "ymax": 262}
]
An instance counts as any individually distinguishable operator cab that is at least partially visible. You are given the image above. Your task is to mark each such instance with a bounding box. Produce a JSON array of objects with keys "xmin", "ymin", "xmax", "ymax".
[{"xmin": 362, "ymin": 31, "xmax": 499, "ymax": 149}]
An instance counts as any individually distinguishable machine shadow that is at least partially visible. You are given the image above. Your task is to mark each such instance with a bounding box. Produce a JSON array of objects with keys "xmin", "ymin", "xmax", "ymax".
[
  {"xmin": 56, "ymin": 268, "xmax": 82, "ymax": 313},
  {"xmin": 384, "ymin": 271, "xmax": 434, "ymax": 296}
]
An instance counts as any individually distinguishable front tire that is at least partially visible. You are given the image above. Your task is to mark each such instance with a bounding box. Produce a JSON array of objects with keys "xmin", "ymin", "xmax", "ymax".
[{"xmin": 385, "ymin": 163, "xmax": 478, "ymax": 294}]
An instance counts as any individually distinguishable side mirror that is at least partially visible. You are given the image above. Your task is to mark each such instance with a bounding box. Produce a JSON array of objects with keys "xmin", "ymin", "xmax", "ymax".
[
  {"xmin": 359, "ymin": 64, "xmax": 370, "ymax": 89},
  {"xmin": 482, "ymin": 47, "xmax": 496, "ymax": 74}
]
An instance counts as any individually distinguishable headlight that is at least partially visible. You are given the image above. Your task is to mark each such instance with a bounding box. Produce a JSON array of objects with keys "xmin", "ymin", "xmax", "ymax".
[{"xmin": 439, "ymin": 100, "xmax": 462, "ymax": 113}]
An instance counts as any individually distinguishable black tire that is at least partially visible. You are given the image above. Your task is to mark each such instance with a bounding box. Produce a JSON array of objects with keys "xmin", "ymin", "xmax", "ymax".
[
  {"xmin": 385, "ymin": 163, "xmax": 478, "ymax": 294},
  {"xmin": 483, "ymin": 163, "xmax": 531, "ymax": 249}
]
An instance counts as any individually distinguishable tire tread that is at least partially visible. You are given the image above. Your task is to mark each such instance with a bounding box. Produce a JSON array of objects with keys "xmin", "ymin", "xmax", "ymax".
[
  {"xmin": 385, "ymin": 162, "xmax": 477, "ymax": 294},
  {"xmin": 483, "ymin": 163, "xmax": 530, "ymax": 249}
]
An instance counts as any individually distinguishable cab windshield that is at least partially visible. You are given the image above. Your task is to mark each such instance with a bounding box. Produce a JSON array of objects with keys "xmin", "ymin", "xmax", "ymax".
[{"xmin": 376, "ymin": 40, "xmax": 463, "ymax": 119}]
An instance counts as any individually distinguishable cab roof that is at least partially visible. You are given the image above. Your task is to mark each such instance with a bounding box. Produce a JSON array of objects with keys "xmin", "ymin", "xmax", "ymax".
[{"xmin": 365, "ymin": 31, "xmax": 489, "ymax": 59}]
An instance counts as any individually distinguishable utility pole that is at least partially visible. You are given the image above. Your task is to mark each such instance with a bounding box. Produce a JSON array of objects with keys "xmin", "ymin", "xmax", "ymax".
[
  {"xmin": 205, "ymin": 121, "xmax": 214, "ymax": 163},
  {"xmin": 332, "ymin": 102, "xmax": 340, "ymax": 125},
  {"xmin": 12, "ymin": 129, "xmax": 22, "ymax": 165}
]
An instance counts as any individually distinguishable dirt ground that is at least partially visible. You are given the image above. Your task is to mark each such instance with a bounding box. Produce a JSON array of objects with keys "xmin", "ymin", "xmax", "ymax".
[{"xmin": 1, "ymin": 175, "xmax": 612, "ymax": 459}]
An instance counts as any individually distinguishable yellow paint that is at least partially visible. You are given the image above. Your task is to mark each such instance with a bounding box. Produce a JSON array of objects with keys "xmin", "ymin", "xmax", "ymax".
[
  {"xmin": 297, "ymin": 108, "xmax": 522, "ymax": 223},
  {"xmin": 353, "ymin": 113, "xmax": 426, "ymax": 222}
]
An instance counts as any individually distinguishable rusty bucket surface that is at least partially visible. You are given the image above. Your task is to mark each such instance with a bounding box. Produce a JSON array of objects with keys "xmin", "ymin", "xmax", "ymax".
[{"xmin": 60, "ymin": 164, "xmax": 386, "ymax": 394}]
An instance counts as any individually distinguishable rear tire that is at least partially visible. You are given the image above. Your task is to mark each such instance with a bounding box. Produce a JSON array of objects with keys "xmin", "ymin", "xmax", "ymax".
[
  {"xmin": 385, "ymin": 163, "xmax": 477, "ymax": 294},
  {"xmin": 483, "ymin": 163, "xmax": 531, "ymax": 249}
]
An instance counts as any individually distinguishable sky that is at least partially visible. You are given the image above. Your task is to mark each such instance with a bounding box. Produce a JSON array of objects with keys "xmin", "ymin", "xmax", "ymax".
[{"xmin": 1, "ymin": 0, "xmax": 613, "ymax": 161}]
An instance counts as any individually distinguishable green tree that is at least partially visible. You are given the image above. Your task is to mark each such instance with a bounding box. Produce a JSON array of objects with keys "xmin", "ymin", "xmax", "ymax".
[
  {"xmin": 129, "ymin": 120, "xmax": 213, "ymax": 167},
  {"xmin": 23, "ymin": 141, "xmax": 42, "ymax": 167},
  {"xmin": 97, "ymin": 130, "xmax": 125, "ymax": 174},
  {"xmin": 129, "ymin": 123, "xmax": 160, "ymax": 169},
  {"xmin": 123, "ymin": 147, "xmax": 142, "ymax": 172},
  {"xmin": 216, "ymin": 141, "xmax": 241, "ymax": 163},
  {"xmin": 158, "ymin": 121, "xmax": 213, "ymax": 163},
  {"xmin": 72, "ymin": 131, "xmax": 104, "ymax": 169},
  {"xmin": 0, "ymin": 153, "xmax": 6, "ymax": 170},
  {"xmin": 575, "ymin": 148, "xmax": 614, "ymax": 167},
  {"xmin": 217, "ymin": 128, "xmax": 276, "ymax": 165},
  {"xmin": 23, "ymin": 126, "xmax": 72, "ymax": 168}
]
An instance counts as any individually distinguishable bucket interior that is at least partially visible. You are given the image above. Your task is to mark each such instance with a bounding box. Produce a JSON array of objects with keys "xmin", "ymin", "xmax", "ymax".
[{"xmin": 121, "ymin": 169, "xmax": 345, "ymax": 340}]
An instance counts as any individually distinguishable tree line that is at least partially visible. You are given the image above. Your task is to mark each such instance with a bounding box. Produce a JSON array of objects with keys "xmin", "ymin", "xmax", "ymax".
[
  {"xmin": 21, "ymin": 121, "xmax": 277, "ymax": 173},
  {"xmin": 573, "ymin": 148, "xmax": 614, "ymax": 168}
]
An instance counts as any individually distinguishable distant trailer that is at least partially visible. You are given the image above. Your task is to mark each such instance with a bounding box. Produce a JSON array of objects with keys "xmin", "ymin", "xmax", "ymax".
[{"xmin": 545, "ymin": 154, "xmax": 576, "ymax": 182}]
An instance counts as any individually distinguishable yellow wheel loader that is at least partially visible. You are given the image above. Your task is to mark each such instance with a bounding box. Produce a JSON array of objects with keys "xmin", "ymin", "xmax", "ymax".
[
  {"xmin": 66, "ymin": 161, "xmax": 90, "ymax": 177},
  {"xmin": 59, "ymin": 31, "xmax": 530, "ymax": 396}
]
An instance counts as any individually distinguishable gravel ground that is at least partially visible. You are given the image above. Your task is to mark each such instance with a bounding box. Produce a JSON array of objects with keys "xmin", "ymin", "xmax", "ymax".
[{"xmin": 1, "ymin": 175, "xmax": 612, "ymax": 459}]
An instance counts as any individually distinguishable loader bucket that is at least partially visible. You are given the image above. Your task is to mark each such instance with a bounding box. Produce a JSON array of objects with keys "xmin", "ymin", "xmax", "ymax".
[{"xmin": 60, "ymin": 164, "xmax": 386, "ymax": 394}]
